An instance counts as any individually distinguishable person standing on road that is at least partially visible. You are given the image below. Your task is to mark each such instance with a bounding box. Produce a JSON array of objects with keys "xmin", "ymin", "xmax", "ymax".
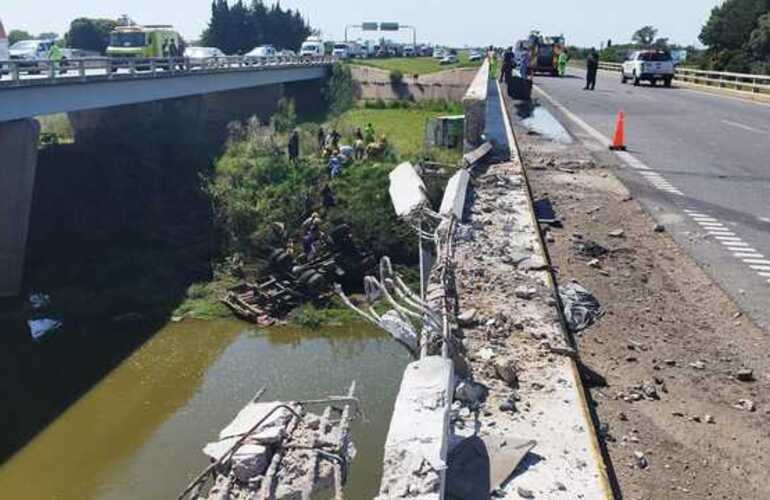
[
  {"xmin": 585, "ymin": 48, "xmax": 599, "ymax": 90},
  {"xmin": 558, "ymin": 50, "xmax": 569, "ymax": 77},
  {"xmin": 501, "ymin": 47, "xmax": 514, "ymax": 83},
  {"xmin": 48, "ymin": 43, "xmax": 63, "ymax": 74}
]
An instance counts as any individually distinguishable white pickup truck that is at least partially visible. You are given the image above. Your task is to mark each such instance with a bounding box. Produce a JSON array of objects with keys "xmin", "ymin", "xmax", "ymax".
[{"xmin": 621, "ymin": 50, "xmax": 675, "ymax": 87}]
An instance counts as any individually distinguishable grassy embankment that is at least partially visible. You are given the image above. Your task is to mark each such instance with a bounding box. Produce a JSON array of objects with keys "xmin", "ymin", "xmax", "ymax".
[
  {"xmin": 175, "ymin": 98, "xmax": 463, "ymax": 322},
  {"xmin": 352, "ymin": 53, "xmax": 482, "ymax": 75}
]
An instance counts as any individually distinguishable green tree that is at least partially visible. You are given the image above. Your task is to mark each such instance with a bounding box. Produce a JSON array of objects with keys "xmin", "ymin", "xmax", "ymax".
[
  {"xmin": 8, "ymin": 29, "xmax": 33, "ymax": 45},
  {"xmin": 64, "ymin": 18, "xmax": 118, "ymax": 53},
  {"xmin": 699, "ymin": 0, "xmax": 770, "ymax": 72},
  {"xmin": 653, "ymin": 37, "xmax": 670, "ymax": 50},
  {"xmin": 271, "ymin": 97, "xmax": 297, "ymax": 133},
  {"xmin": 632, "ymin": 26, "xmax": 658, "ymax": 47},
  {"xmin": 747, "ymin": 13, "xmax": 770, "ymax": 59},
  {"xmin": 201, "ymin": 0, "xmax": 311, "ymax": 54},
  {"xmin": 37, "ymin": 32, "xmax": 59, "ymax": 41},
  {"xmin": 324, "ymin": 63, "xmax": 355, "ymax": 117}
]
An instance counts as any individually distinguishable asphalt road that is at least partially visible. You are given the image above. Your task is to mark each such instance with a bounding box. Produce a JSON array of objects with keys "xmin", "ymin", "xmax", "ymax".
[{"xmin": 532, "ymin": 68, "xmax": 770, "ymax": 332}]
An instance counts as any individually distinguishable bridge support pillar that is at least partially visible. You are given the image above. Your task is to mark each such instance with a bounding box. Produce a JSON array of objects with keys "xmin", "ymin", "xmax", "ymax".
[{"xmin": 0, "ymin": 119, "xmax": 40, "ymax": 297}]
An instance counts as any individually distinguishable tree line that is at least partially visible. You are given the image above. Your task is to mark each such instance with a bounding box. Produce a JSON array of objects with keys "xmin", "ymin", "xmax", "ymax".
[
  {"xmin": 8, "ymin": 1, "xmax": 312, "ymax": 56},
  {"xmin": 699, "ymin": 0, "xmax": 770, "ymax": 74},
  {"xmin": 200, "ymin": 0, "xmax": 312, "ymax": 54}
]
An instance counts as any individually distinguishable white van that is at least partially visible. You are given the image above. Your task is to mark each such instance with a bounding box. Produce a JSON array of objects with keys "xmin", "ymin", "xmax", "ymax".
[
  {"xmin": 0, "ymin": 18, "xmax": 9, "ymax": 73},
  {"xmin": 300, "ymin": 37, "xmax": 324, "ymax": 58}
]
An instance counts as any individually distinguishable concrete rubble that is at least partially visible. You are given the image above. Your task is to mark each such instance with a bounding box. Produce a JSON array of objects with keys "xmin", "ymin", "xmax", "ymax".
[{"xmin": 180, "ymin": 385, "xmax": 357, "ymax": 500}]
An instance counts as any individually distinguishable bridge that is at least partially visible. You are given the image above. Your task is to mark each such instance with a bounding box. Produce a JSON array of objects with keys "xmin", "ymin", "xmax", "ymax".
[{"xmin": 0, "ymin": 56, "xmax": 333, "ymax": 297}]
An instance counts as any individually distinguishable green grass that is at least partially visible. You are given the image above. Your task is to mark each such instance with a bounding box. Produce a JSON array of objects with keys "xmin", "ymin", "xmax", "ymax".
[
  {"xmin": 330, "ymin": 105, "xmax": 463, "ymax": 163},
  {"xmin": 352, "ymin": 52, "xmax": 482, "ymax": 75}
]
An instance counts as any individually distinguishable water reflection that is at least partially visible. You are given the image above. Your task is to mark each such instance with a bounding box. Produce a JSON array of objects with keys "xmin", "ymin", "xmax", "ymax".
[{"xmin": 0, "ymin": 319, "xmax": 409, "ymax": 500}]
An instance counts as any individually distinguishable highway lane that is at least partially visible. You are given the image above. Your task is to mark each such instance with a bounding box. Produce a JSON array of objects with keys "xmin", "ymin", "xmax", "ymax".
[{"xmin": 533, "ymin": 68, "xmax": 770, "ymax": 331}]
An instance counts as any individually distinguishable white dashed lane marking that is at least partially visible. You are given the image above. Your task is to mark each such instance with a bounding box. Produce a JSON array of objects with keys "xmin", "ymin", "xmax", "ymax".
[{"xmin": 684, "ymin": 211, "xmax": 769, "ymax": 286}]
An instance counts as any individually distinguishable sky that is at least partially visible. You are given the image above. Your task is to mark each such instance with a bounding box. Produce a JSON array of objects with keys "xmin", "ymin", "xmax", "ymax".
[{"xmin": 3, "ymin": 0, "xmax": 723, "ymax": 48}]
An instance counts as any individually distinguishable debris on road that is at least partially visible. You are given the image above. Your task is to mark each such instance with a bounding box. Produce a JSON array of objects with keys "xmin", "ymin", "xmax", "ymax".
[{"xmin": 559, "ymin": 281, "xmax": 603, "ymax": 333}]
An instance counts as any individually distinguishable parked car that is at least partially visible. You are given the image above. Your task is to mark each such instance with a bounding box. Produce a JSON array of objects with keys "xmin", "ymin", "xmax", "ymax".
[
  {"xmin": 440, "ymin": 53, "xmax": 458, "ymax": 65},
  {"xmin": 0, "ymin": 18, "xmax": 8, "ymax": 73},
  {"xmin": 468, "ymin": 50, "xmax": 483, "ymax": 62},
  {"xmin": 9, "ymin": 38, "xmax": 59, "ymax": 73},
  {"xmin": 403, "ymin": 45, "xmax": 415, "ymax": 57},
  {"xmin": 621, "ymin": 50, "xmax": 674, "ymax": 87},
  {"xmin": 277, "ymin": 49, "xmax": 296, "ymax": 58},
  {"xmin": 433, "ymin": 47, "xmax": 445, "ymax": 59},
  {"xmin": 184, "ymin": 46, "xmax": 226, "ymax": 66},
  {"xmin": 246, "ymin": 45, "xmax": 276, "ymax": 59}
]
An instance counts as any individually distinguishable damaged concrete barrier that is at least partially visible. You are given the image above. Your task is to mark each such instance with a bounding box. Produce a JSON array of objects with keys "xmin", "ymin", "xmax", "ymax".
[
  {"xmin": 462, "ymin": 58, "xmax": 490, "ymax": 148},
  {"xmin": 376, "ymin": 356, "xmax": 454, "ymax": 499}
]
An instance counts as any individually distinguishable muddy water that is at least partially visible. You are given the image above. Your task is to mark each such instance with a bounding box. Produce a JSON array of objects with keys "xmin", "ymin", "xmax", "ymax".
[{"xmin": 0, "ymin": 318, "xmax": 409, "ymax": 499}]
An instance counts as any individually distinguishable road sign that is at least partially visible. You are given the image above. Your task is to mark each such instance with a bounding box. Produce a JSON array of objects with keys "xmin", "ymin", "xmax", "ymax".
[
  {"xmin": 362, "ymin": 22, "xmax": 378, "ymax": 31},
  {"xmin": 379, "ymin": 22, "xmax": 400, "ymax": 31}
]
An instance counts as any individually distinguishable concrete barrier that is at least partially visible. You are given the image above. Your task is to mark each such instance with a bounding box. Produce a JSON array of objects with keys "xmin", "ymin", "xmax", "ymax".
[{"xmin": 462, "ymin": 59, "xmax": 489, "ymax": 147}]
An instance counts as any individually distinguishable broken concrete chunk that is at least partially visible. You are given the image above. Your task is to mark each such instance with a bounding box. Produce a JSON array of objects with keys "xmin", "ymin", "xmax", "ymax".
[
  {"xmin": 493, "ymin": 357, "xmax": 519, "ymax": 387},
  {"xmin": 633, "ymin": 450, "xmax": 648, "ymax": 469},
  {"xmin": 517, "ymin": 486, "xmax": 535, "ymax": 498},
  {"xmin": 457, "ymin": 308, "xmax": 478, "ymax": 327},
  {"xmin": 734, "ymin": 399, "xmax": 756, "ymax": 412},
  {"xmin": 608, "ymin": 229, "xmax": 625, "ymax": 238},
  {"xmin": 231, "ymin": 444, "xmax": 269, "ymax": 483},
  {"xmin": 515, "ymin": 285, "xmax": 538, "ymax": 300},
  {"xmin": 455, "ymin": 380, "xmax": 489, "ymax": 408},
  {"xmin": 735, "ymin": 368, "xmax": 755, "ymax": 382},
  {"xmin": 518, "ymin": 255, "xmax": 548, "ymax": 272}
]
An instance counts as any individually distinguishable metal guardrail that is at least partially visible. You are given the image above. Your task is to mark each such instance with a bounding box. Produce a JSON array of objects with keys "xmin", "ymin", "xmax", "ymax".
[
  {"xmin": 596, "ymin": 61, "xmax": 770, "ymax": 95},
  {"xmin": 0, "ymin": 55, "xmax": 335, "ymax": 88}
]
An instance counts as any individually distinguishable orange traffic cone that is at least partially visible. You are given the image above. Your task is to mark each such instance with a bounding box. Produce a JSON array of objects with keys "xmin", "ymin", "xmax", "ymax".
[{"xmin": 609, "ymin": 112, "xmax": 627, "ymax": 151}]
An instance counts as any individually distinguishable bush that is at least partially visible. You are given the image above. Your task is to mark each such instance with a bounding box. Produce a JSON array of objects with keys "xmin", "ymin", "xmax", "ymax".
[
  {"xmin": 325, "ymin": 63, "xmax": 356, "ymax": 117},
  {"xmin": 271, "ymin": 97, "xmax": 297, "ymax": 134},
  {"xmin": 389, "ymin": 69, "xmax": 404, "ymax": 85}
]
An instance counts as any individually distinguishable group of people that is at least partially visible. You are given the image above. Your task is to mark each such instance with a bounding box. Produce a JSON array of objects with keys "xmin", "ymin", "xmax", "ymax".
[{"xmin": 499, "ymin": 46, "xmax": 600, "ymax": 92}]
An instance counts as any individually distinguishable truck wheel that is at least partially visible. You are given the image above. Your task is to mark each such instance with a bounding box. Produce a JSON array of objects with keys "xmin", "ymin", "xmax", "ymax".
[
  {"xmin": 650, "ymin": 79, "xmax": 656, "ymax": 87},
  {"xmin": 633, "ymin": 72, "xmax": 640, "ymax": 86},
  {"xmin": 621, "ymin": 72, "xmax": 628, "ymax": 84},
  {"xmin": 664, "ymin": 77, "xmax": 672, "ymax": 88}
]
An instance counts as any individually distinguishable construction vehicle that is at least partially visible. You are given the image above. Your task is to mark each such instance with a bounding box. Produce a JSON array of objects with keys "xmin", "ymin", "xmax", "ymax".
[
  {"xmin": 517, "ymin": 31, "xmax": 565, "ymax": 76},
  {"xmin": 106, "ymin": 24, "xmax": 182, "ymax": 58}
]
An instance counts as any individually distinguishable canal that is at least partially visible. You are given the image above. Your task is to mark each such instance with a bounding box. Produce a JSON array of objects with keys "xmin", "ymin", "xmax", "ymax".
[{"xmin": 0, "ymin": 316, "xmax": 410, "ymax": 499}]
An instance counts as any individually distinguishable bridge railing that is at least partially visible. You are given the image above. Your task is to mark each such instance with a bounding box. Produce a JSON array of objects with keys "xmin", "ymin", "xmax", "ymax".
[
  {"xmin": 595, "ymin": 61, "xmax": 770, "ymax": 95},
  {"xmin": 0, "ymin": 55, "xmax": 336, "ymax": 87}
]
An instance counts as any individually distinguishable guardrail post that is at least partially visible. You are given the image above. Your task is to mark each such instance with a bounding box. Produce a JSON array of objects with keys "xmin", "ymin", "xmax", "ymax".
[
  {"xmin": 11, "ymin": 62, "xmax": 19, "ymax": 83},
  {"xmin": 79, "ymin": 59, "xmax": 86, "ymax": 81},
  {"xmin": 129, "ymin": 59, "xmax": 136, "ymax": 76},
  {"xmin": 150, "ymin": 59, "xmax": 156, "ymax": 76},
  {"xmin": 47, "ymin": 60, "xmax": 55, "ymax": 81}
]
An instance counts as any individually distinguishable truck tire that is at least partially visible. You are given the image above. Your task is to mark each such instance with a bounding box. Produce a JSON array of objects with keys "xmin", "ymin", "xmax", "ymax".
[
  {"xmin": 650, "ymin": 79, "xmax": 657, "ymax": 87},
  {"xmin": 633, "ymin": 72, "xmax": 640, "ymax": 87},
  {"xmin": 621, "ymin": 72, "xmax": 628, "ymax": 84},
  {"xmin": 664, "ymin": 77, "xmax": 672, "ymax": 88}
]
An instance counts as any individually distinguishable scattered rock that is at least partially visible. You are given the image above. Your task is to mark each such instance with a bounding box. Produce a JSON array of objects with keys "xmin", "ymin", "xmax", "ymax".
[
  {"xmin": 554, "ymin": 481, "xmax": 567, "ymax": 491},
  {"xmin": 735, "ymin": 369, "xmax": 755, "ymax": 382},
  {"xmin": 455, "ymin": 380, "xmax": 489, "ymax": 408},
  {"xmin": 457, "ymin": 308, "xmax": 478, "ymax": 327},
  {"xmin": 633, "ymin": 451, "xmax": 648, "ymax": 469},
  {"xmin": 609, "ymin": 229, "xmax": 625, "ymax": 238},
  {"xmin": 518, "ymin": 255, "xmax": 548, "ymax": 271},
  {"xmin": 515, "ymin": 285, "xmax": 538, "ymax": 300},
  {"xmin": 734, "ymin": 399, "xmax": 756, "ymax": 412},
  {"xmin": 704, "ymin": 414, "xmax": 715, "ymax": 424},
  {"xmin": 689, "ymin": 361, "xmax": 706, "ymax": 370},
  {"xmin": 494, "ymin": 357, "xmax": 520, "ymax": 387},
  {"xmin": 653, "ymin": 224, "xmax": 666, "ymax": 233},
  {"xmin": 517, "ymin": 486, "xmax": 535, "ymax": 498}
]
